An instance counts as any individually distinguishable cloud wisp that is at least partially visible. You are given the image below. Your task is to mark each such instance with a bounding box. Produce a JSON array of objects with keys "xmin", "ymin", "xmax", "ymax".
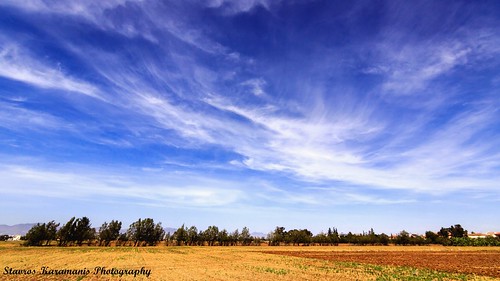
[{"xmin": 0, "ymin": 44, "xmax": 101, "ymax": 99}]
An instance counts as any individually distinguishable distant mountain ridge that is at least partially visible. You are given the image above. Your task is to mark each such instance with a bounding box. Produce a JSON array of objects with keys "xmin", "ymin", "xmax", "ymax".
[
  {"xmin": 251, "ymin": 232, "xmax": 266, "ymax": 238},
  {"xmin": 0, "ymin": 224, "xmax": 36, "ymax": 235}
]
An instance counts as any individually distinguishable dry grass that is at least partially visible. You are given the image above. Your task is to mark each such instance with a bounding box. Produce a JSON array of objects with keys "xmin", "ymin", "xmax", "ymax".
[{"xmin": 1, "ymin": 242, "xmax": 499, "ymax": 280}]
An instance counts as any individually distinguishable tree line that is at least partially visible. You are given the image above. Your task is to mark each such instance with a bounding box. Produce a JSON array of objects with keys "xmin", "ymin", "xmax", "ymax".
[
  {"xmin": 23, "ymin": 217, "xmax": 261, "ymax": 247},
  {"xmin": 22, "ymin": 218, "xmax": 500, "ymax": 247}
]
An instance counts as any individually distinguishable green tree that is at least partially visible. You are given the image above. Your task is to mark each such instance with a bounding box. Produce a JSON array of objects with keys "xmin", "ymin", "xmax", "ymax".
[
  {"xmin": 187, "ymin": 226, "xmax": 198, "ymax": 246},
  {"xmin": 240, "ymin": 227, "xmax": 252, "ymax": 246},
  {"xmin": 58, "ymin": 217, "xmax": 76, "ymax": 246},
  {"xmin": 117, "ymin": 233, "xmax": 129, "ymax": 246},
  {"xmin": 25, "ymin": 223, "xmax": 47, "ymax": 246},
  {"xmin": 268, "ymin": 226, "xmax": 286, "ymax": 246},
  {"xmin": 74, "ymin": 217, "xmax": 93, "ymax": 246},
  {"xmin": 342, "ymin": 232, "xmax": 356, "ymax": 244},
  {"xmin": 173, "ymin": 224, "xmax": 188, "ymax": 246},
  {"xmin": 25, "ymin": 221, "xmax": 60, "ymax": 246},
  {"xmin": 128, "ymin": 218, "xmax": 164, "ymax": 246},
  {"xmin": 438, "ymin": 227, "xmax": 450, "ymax": 238},
  {"xmin": 229, "ymin": 229, "xmax": 239, "ymax": 246},
  {"xmin": 313, "ymin": 232, "xmax": 329, "ymax": 245},
  {"xmin": 204, "ymin": 225, "xmax": 219, "ymax": 246},
  {"xmin": 99, "ymin": 220, "xmax": 122, "ymax": 246},
  {"xmin": 367, "ymin": 228, "xmax": 378, "ymax": 245},
  {"xmin": 327, "ymin": 227, "xmax": 340, "ymax": 245},
  {"xmin": 0, "ymin": 235, "xmax": 10, "ymax": 241},
  {"xmin": 425, "ymin": 231, "xmax": 439, "ymax": 244},
  {"xmin": 379, "ymin": 233, "xmax": 390, "ymax": 245},
  {"xmin": 45, "ymin": 221, "xmax": 59, "ymax": 246},
  {"xmin": 218, "ymin": 229, "xmax": 229, "ymax": 246},
  {"xmin": 450, "ymin": 224, "xmax": 467, "ymax": 238},
  {"xmin": 56, "ymin": 217, "xmax": 93, "ymax": 246},
  {"xmin": 153, "ymin": 223, "xmax": 165, "ymax": 245},
  {"xmin": 286, "ymin": 229, "xmax": 312, "ymax": 245},
  {"xmin": 394, "ymin": 230, "xmax": 410, "ymax": 245}
]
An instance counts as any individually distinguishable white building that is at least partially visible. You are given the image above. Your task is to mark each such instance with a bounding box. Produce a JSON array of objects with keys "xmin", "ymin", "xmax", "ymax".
[
  {"xmin": 468, "ymin": 232, "xmax": 500, "ymax": 239},
  {"xmin": 11, "ymin": 235, "xmax": 22, "ymax": 241}
]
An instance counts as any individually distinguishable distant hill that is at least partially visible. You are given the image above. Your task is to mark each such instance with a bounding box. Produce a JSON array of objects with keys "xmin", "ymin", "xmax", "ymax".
[
  {"xmin": 164, "ymin": 227, "xmax": 176, "ymax": 234},
  {"xmin": 0, "ymin": 224, "xmax": 36, "ymax": 235},
  {"xmin": 251, "ymin": 232, "xmax": 266, "ymax": 238}
]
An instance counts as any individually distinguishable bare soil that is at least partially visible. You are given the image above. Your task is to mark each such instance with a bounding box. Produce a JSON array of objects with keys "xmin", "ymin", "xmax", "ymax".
[{"xmin": 263, "ymin": 250, "xmax": 500, "ymax": 278}]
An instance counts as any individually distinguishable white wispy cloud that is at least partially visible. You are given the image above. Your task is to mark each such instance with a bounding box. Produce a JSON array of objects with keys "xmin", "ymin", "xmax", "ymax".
[
  {"xmin": 83, "ymin": 46, "xmax": 498, "ymax": 195},
  {"xmin": 241, "ymin": 78, "xmax": 267, "ymax": 96},
  {"xmin": 372, "ymin": 27, "xmax": 500, "ymax": 98},
  {"xmin": 0, "ymin": 0, "xmax": 128, "ymax": 23},
  {"xmin": 205, "ymin": 0, "xmax": 274, "ymax": 14},
  {"xmin": 0, "ymin": 0, "xmax": 160, "ymax": 43},
  {"xmin": 0, "ymin": 163, "xmax": 243, "ymax": 207},
  {"xmin": 0, "ymin": 44, "xmax": 101, "ymax": 99},
  {"xmin": 3, "ymin": 0, "xmax": 241, "ymax": 59},
  {"xmin": 381, "ymin": 43, "xmax": 471, "ymax": 95},
  {"xmin": 0, "ymin": 159, "xmax": 422, "ymax": 208},
  {"xmin": 0, "ymin": 102, "xmax": 68, "ymax": 132},
  {"xmin": 203, "ymin": 85, "xmax": 500, "ymax": 193}
]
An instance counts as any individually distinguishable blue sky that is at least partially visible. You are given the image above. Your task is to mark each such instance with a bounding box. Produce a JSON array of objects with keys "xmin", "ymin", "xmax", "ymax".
[{"xmin": 0, "ymin": 0, "xmax": 499, "ymax": 235}]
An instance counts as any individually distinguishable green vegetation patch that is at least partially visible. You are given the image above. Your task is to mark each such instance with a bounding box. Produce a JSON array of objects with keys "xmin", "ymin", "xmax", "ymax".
[{"xmin": 254, "ymin": 266, "xmax": 290, "ymax": 275}]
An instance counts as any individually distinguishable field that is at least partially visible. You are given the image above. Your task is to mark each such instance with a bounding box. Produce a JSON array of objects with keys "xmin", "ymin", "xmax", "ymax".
[{"xmin": 1, "ymin": 242, "xmax": 499, "ymax": 280}]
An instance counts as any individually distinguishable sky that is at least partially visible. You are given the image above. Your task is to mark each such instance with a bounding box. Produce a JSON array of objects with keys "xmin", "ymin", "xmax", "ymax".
[{"xmin": 0, "ymin": 0, "xmax": 499, "ymax": 235}]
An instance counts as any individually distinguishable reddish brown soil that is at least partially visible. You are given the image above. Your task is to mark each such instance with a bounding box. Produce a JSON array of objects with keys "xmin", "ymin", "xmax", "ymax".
[{"xmin": 263, "ymin": 250, "xmax": 500, "ymax": 278}]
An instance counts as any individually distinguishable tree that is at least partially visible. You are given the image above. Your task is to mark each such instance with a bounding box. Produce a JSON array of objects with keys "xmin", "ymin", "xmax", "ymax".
[
  {"xmin": 0, "ymin": 235, "xmax": 10, "ymax": 241},
  {"xmin": 450, "ymin": 224, "xmax": 467, "ymax": 238},
  {"xmin": 56, "ymin": 217, "xmax": 93, "ymax": 246},
  {"xmin": 128, "ymin": 218, "xmax": 164, "ymax": 246},
  {"xmin": 367, "ymin": 228, "xmax": 378, "ymax": 245},
  {"xmin": 153, "ymin": 223, "xmax": 165, "ymax": 245},
  {"xmin": 58, "ymin": 217, "xmax": 76, "ymax": 246},
  {"xmin": 342, "ymin": 232, "xmax": 356, "ymax": 244},
  {"xmin": 313, "ymin": 232, "xmax": 330, "ymax": 245},
  {"xmin": 173, "ymin": 224, "xmax": 188, "ymax": 246},
  {"xmin": 204, "ymin": 226, "xmax": 219, "ymax": 246},
  {"xmin": 24, "ymin": 223, "xmax": 46, "ymax": 246},
  {"xmin": 286, "ymin": 229, "xmax": 299, "ymax": 245},
  {"xmin": 425, "ymin": 231, "xmax": 439, "ymax": 244},
  {"xmin": 327, "ymin": 227, "xmax": 340, "ymax": 245},
  {"xmin": 268, "ymin": 226, "xmax": 286, "ymax": 246},
  {"xmin": 438, "ymin": 227, "xmax": 450, "ymax": 238},
  {"xmin": 128, "ymin": 218, "xmax": 145, "ymax": 246},
  {"xmin": 117, "ymin": 233, "xmax": 129, "ymax": 246},
  {"xmin": 379, "ymin": 233, "xmax": 390, "ymax": 246},
  {"xmin": 240, "ymin": 227, "xmax": 252, "ymax": 246},
  {"xmin": 25, "ymin": 220, "xmax": 60, "ymax": 246},
  {"xmin": 99, "ymin": 220, "xmax": 122, "ymax": 246},
  {"xmin": 45, "ymin": 221, "xmax": 59, "ymax": 246},
  {"xmin": 394, "ymin": 230, "xmax": 410, "ymax": 245},
  {"xmin": 218, "ymin": 229, "xmax": 229, "ymax": 246},
  {"xmin": 164, "ymin": 232, "xmax": 172, "ymax": 246},
  {"xmin": 434, "ymin": 224, "xmax": 467, "ymax": 245},
  {"xmin": 286, "ymin": 229, "xmax": 312, "ymax": 245},
  {"xmin": 253, "ymin": 235, "xmax": 263, "ymax": 246},
  {"xmin": 229, "ymin": 229, "xmax": 239, "ymax": 246},
  {"xmin": 187, "ymin": 226, "xmax": 198, "ymax": 246},
  {"xmin": 74, "ymin": 217, "xmax": 93, "ymax": 246}
]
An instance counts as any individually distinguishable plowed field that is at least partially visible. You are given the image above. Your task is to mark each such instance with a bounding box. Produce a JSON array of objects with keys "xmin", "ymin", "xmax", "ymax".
[{"xmin": 264, "ymin": 250, "xmax": 500, "ymax": 278}]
